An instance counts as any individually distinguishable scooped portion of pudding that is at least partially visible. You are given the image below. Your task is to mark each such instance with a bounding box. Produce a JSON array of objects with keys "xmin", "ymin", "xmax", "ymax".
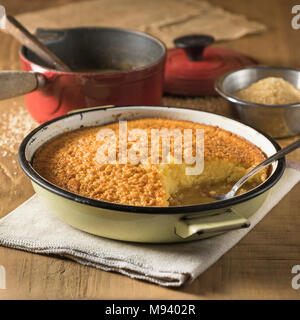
[{"xmin": 32, "ymin": 118, "xmax": 269, "ymax": 207}]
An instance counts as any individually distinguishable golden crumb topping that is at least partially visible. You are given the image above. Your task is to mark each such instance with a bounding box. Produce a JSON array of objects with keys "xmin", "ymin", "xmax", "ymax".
[{"xmin": 32, "ymin": 118, "xmax": 267, "ymax": 206}]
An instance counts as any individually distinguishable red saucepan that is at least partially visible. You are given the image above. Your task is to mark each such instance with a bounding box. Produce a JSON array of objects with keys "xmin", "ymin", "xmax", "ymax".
[{"xmin": 0, "ymin": 27, "xmax": 166, "ymax": 123}]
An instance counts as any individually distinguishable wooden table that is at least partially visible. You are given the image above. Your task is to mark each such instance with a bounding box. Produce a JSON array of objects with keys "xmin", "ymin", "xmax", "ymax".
[{"xmin": 0, "ymin": 0, "xmax": 299, "ymax": 299}]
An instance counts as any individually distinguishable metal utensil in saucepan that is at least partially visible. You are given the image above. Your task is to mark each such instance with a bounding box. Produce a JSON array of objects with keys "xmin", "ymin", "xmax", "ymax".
[
  {"xmin": 215, "ymin": 138, "xmax": 300, "ymax": 201},
  {"xmin": 0, "ymin": 5, "xmax": 70, "ymax": 71}
]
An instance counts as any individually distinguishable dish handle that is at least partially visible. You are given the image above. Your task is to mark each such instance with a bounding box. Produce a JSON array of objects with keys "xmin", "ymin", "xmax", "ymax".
[{"xmin": 175, "ymin": 208, "xmax": 250, "ymax": 238}]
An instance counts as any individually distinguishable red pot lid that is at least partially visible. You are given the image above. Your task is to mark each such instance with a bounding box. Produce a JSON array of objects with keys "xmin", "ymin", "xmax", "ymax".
[{"xmin": 164, "ymin": 35, "xmax": 256, "ymax": 96}]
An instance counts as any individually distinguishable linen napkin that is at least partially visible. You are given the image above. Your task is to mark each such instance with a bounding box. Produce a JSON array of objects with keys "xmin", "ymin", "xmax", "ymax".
[{"xmin": 0, "ymin": 162, "xmax": 299, "ymax": 287}]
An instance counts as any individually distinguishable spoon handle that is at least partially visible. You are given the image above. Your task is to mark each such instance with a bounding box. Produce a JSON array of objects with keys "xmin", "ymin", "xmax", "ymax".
[
  {"xmin": 257, "ymin": 139, "xmax": 300, "ymax": 168},
  {"xmin": 6, "ymin": 15, "xmax": 71, "ymax": 72},
  {"xmin": 231, "ymin": 139, "xmax": 300, "ymax": 195}
]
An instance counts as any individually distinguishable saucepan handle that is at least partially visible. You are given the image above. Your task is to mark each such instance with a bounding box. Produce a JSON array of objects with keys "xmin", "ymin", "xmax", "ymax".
[
  {"xmin": 0, "ymin": 71, "xmax": 45, "ymax": 100},
  {"xmin": 175, "ymin": 208, "xmax": 250, "ymax": 239}
]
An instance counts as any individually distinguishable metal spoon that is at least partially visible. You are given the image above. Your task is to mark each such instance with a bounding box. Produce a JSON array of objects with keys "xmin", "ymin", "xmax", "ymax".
[{"xmin": 214, "ymin": 138, "xmax": 300, "ymax": 201}]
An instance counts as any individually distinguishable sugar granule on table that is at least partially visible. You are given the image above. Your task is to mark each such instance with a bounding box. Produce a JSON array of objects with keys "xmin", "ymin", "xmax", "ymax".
[{"xmin": 0, "ymin": 106, "xmax": 37, "ymax": 156}]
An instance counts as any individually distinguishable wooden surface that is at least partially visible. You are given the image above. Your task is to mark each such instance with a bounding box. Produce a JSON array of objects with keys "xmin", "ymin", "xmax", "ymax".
[{"xmin": 0, "ymin": 0, "xmax": 300, "ymax": 299}]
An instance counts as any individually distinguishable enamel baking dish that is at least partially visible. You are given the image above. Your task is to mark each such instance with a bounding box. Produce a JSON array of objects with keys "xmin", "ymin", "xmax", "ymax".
[{"xmin": 18, "ymin": 106, "xmax": 285, "ymax": 243}]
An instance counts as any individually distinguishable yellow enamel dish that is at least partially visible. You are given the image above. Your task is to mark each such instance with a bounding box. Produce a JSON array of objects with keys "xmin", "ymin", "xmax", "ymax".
[{"xmin": 18, "ymin": 106, "xmax": 285, "ymax": 243}]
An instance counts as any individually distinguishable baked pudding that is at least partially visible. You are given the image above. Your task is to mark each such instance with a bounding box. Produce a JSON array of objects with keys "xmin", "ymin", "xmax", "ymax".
[{"xmin": 32, "ymin": 118, "xmax": 269, "ymax": 206}]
